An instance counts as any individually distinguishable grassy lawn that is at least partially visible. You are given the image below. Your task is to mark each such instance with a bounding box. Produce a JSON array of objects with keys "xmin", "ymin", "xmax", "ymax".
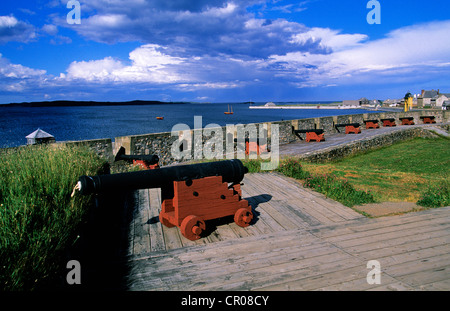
[
  {"xmin": 0, "ymin": 144, "xmax": 109, "ymax": 291},
  {"xmin": 301, "ymin": 136, "xmax": 450, "ymax": 203}
]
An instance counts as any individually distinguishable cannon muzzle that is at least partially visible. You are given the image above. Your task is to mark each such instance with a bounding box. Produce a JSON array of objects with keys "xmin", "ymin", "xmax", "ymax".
[{"xmin": 77, "ymin": 159, "xmax": 248, "ymax": 195}]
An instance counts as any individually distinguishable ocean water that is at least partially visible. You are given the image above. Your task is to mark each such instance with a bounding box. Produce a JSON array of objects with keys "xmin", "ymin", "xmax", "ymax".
[{"xmin": 0, "ymin": 102, "xmax": 375, "ymax": 148}]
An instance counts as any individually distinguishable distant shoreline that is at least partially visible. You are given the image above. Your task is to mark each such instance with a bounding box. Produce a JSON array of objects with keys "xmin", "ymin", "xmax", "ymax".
[
  {"xmin": 1, "ymin": 100, "xmax": 346, "ymax": 108},
  {"xmin": 250, "ymin": 105, "xmax": 364, "ymax": 110},
  {"xmin": 0, "ymin": 100, "xmax": 189, "ymax": 108}
]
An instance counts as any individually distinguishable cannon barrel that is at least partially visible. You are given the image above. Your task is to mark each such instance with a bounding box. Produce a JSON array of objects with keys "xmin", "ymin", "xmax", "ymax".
[{"xmin": 77, "ymin": 159, "xmax": 248, "ymax": 195}]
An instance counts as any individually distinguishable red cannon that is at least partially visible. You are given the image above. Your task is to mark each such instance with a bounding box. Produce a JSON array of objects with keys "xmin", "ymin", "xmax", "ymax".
[
  {"xmin": 363, "ymin": 119, "xmax": 380, "ymax": 129},
  {"xmin": 234, "ymin": 138, "xmax": 268, "ymax": 155},
  {"xmin": 76, "ymin": 159, "xmax": 253, "ymax": 241},
  {"xmin": 294, "ymin": 129, "xmax": 325, "ymax": 142},
  {"xmin": 420, "ymin": 116, "xmax": 436, "ymax": 124},
  {"xmin": 380, "ymin": 118, "xmax": 397, "ymax": 127},
  {"xmin": 399, "ymin": 117, "xmax": 415, "ymax": 125},
  {"xmin": 335, "ymin": 123, "xmax": 362, "ymax": 134},
  {"xmin": 115, "ymin": 146, "xmax": 160, "ymax": 170}
]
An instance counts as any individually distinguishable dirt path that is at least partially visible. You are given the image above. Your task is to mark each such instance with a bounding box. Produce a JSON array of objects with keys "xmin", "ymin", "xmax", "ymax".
[{"xmin": 354, "ymin": 201, "xmax": 428, "ymax": 217}]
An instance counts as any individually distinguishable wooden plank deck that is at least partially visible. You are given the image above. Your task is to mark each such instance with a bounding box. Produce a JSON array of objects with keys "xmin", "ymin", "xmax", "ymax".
[{"xmin": 123, "ymin": 172, "xmax": 450, "ymax": 291}]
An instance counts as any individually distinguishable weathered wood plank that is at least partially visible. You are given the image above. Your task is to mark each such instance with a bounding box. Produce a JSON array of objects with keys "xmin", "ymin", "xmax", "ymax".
[
  {"xmin": 244, "ymin": 174, "xmax": 332, "ymax": 225},
  {"xmin": 148, "ymin": 188, "xmax": 166, "ymax": 252},
  {"xmin": 132, "ymin": 189, "xmax": 151, "ymax": 255},
  {"xmin": 356, "ymin": 235, "xmax": 450, "ymax": 263},
  {"xmin": 322, "ymin": 217, "xmax": 450, "ymax": 247},
  {"xmin": 256, "ymin": 172, "xmax": 361, "ymax": 222},
  {"xmin": 243, "ymin": 176, "xmax": 313, "ymax": 229},
  {"xmin": 313, "ymin": 210, "xmax": 450, "ymax": 241}
]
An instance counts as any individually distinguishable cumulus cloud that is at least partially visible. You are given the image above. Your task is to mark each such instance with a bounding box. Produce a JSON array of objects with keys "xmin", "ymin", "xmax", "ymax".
[
  {"xmin": 64, "ymin": 44, "xmax": 190, "ymax": 83},
  {"xmin": 0, "ymin": 15, "xmax": 36, "ymax": 43},
  {"xmin": 0, "ymin": 54, "xmax": 47, "ymax": 93},
  {"xmin": 267, "ymin": 20, "xmax": 450, "ymax": 87},
  {"xmin": 3, "ymin": 1, "xmax": 450, "ymax": 102},
  {"xmin": 57, "ymin": 0, "xmax": 318, "ymax": 59}
]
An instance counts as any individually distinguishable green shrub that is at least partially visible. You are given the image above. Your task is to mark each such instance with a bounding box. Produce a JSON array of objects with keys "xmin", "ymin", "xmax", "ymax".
[
  {"xmin": 417, "ymin": 181, "xmax": 450, "ymax": 208},
  {"xmin": 276, "ymin": 158, "xmax": 310, "ymax": 180},
  {"xmin": 0, "ymin": 144, "xmax": 109, "ymax": 291},
  {"xmin": 242, "ymin": 159, "xmax": 265, "ymax": 173}
]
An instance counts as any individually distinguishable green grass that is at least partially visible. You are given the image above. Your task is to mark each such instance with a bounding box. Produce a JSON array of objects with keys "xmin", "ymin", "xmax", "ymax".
[
  {"xmin": 301, "ymin": 136, "xmax": 450, "ymax": 203},
  {"xmin": 276, "ymin": 157, "xmax": 376, "ymax": 207},
  {"xmin": 0, "ymin": 144, "xmax": 109, "ymax": 291},
  {"xmin": 242, "ymin": 136, "xmax": 449, "ymax": 208}
]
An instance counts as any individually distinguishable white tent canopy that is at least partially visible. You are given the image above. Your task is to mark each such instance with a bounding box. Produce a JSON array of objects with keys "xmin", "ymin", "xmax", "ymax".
[{"xmin": 26, "ymin": 128, "xmax": 55, "ymax": 145}]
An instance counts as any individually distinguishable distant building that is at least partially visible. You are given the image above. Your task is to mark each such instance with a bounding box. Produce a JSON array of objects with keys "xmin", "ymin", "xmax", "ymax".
[
  {"xmin": 383, "ymin": 98, "xmax": 402, "ymax": 107},
  {"xmin": 417, "ymin": 89, "xmax": 449, "ymax": 107},
  {"xmin": 264, "ymin": 102, "xmax": 276, "ymax": 107},
  {"xmin": 436, "ymin": 94, "xmax": 450, "ymax": 107},
  {"xmin": 26, "ymin": 128, "xmax": 55, "ymax": 145},
  {"xmin": 342, "ymin": 100, "xmax": 360, "ymax": 106},
  {"xmin": 359, "ymin": 97, "xmax": 370, "ymax": 106}
]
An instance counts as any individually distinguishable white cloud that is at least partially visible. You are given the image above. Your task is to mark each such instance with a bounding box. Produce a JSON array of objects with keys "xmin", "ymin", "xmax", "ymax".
[
  {"xmin": 56, "ymin": 1, "xmax": 313, "ymax": 58},
  {"xmin": 268, "ymin": 20, "xmax": 450, "ymax": 87},
  {"xmin": 86, "ymin": 14, "xmax": 130, "ymax": 28},
  {"xmin": 0, "ymin": 54, "xmax": 47, "ymax": 93},
  {"xmin": 0, "ymin": 16, "xmax": 18, "ymax": 28},
  {"xmin": 0, "ymin": 15, "xmax": 36, "ymax": 43},
  {"xmin": 290, "ymin": 27, "xmax": 368, "ymax": 51},
  {"xmin": 65, "ymin": 44, "xmax": 190, "ymax": 83},
  {"xmin": 3, "ymin": 0, "xmax": 450, "ymax": 103},
  {"xmin": 65, "ymin": 57, "xmax": 125, "ymax": 81},
  {"xmin": 42, "ymin": 24, "xmax": 58, "ymax": 36},
  {"xmin": 0, "ymin": 54, "xmax": 46, "ymax": 79}
]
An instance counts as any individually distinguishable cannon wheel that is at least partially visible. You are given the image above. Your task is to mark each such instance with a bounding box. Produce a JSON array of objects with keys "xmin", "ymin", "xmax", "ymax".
[
  {"xmin": 180, "ymin": 215, "xmax": 206, "ymax": 241},
  {"xmin": 234, "ymin": 208, "xmax": 253, "ymax": 228}
]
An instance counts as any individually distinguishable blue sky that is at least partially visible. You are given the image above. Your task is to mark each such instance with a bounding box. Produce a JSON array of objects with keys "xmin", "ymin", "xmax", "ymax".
[{"xmin": 1, "ymin": 0, "xmax": 449, "ymax": 104}]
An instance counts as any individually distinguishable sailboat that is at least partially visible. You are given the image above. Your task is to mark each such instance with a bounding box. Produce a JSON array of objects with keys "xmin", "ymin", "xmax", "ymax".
[{"xmin": 224, "ymin": 104, "xmax": 233, "ymax": 115}]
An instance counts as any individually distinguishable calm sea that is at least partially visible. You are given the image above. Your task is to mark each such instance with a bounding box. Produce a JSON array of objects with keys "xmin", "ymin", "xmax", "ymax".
[{"xmin": 0, "ymin": 102, "xmax": 376, "ymax": 148}]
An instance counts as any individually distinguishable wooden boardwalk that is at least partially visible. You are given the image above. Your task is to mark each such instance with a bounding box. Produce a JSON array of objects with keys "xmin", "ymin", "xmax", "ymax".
[{"xmin": 124, "ymin": 172, "xmax": 450, "ymax": 291}]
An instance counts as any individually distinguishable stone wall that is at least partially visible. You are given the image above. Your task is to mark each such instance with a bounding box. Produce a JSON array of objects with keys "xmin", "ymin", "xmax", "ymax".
[
  {"xmin": 113, "ymin": 109, "xmax": 449, "ymax": 165},
  {"xmin": 2, "ymin": 110, "xmax": 447, "ymax": 165},
  {"xmin": 60, "ymin": 138, "xmax": 114, "ymax": 163}
]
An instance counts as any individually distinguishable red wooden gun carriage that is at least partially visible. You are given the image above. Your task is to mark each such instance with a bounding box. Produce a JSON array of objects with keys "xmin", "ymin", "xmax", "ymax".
[{"xmin": 77, "ymin": 159, "xmax": 253, "ymax": 241}]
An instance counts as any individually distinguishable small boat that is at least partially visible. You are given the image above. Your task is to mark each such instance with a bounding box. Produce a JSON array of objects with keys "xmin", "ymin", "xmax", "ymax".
[
  {"xmin": 224, "ymin": 104, "xmax": 233, "ymax": 115},
  {"xmin": 156, "ymin": 117, "xmax": 164, "ymax": 120}
]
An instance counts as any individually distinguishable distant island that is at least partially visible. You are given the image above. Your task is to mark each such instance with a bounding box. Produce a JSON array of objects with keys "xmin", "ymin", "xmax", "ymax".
[
  {"xmin": 2, "ymin": 100, "xmax": 190, "ymax": 107},
  {"xmin": 0, "ymin": 100, "xmax": 260, "ymax": 107}
]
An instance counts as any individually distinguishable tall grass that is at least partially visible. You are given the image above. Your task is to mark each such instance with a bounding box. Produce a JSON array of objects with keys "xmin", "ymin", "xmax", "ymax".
[{"xmin": 0, "ymin": 144, "xmax": 109, "ymax": 291}]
